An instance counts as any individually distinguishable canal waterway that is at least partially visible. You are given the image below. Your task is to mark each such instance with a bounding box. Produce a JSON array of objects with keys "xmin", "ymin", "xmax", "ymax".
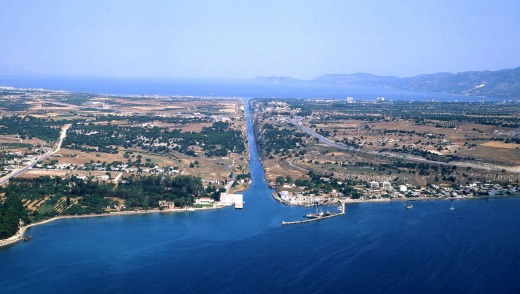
[{"xmin": 1, "ymin": 98, "xmax": 520, "ymax": 293}]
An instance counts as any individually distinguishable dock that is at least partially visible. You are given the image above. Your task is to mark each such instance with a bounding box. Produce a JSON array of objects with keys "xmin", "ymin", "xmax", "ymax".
[{"xmin": 282, "ymin": 203, "xmax": 346, "ymax": 225}]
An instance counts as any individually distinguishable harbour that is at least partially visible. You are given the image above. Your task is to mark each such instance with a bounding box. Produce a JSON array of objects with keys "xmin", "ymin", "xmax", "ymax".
[{"xmin": 282, "ymin": 203, "xmax": 346, "ymax": 225}]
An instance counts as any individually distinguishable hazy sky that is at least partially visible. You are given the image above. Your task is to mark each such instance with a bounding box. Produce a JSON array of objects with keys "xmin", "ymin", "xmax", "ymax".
[{"xmin": 1, "ymin": 0, "xmax": 520, "ymax": 79}]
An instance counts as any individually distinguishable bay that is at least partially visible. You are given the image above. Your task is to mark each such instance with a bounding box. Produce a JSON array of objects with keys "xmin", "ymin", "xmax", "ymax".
[{"xmin": 0, "ymin": 75, "xmax": 475, "ymax": 101}]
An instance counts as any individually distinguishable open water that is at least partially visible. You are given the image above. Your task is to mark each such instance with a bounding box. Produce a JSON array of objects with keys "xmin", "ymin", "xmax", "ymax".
[
  {"xmin": 0, "ymin": 75, "xmax": 481, "ymax": 101},
  {"xmin": 0, "ymin": 79, "xmax": 518, "ymax": 293}
]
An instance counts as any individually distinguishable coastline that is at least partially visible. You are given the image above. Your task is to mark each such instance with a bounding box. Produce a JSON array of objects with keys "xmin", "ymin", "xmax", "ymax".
[
  {"xmin": 272, "ymin": 191, "xmax": 520, "ymax": 207},
  {"xmin": 0, "ymin": 206, "xmax": 223, "ymax": 249}
]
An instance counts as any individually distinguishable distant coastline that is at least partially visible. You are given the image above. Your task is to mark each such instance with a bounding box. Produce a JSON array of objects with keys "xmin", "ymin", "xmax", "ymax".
[{"xmin": 0, "ymin": 75, "xmax": 471, "ymax": 101}]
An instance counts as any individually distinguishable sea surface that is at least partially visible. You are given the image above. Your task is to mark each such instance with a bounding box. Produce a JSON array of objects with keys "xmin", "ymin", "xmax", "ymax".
[
  {"xmin": 0, "ymin": 75, "xmax": 482, "ymax": 101},
  {"xmin": 1, "ymin": 81, "xmax": 519, "ymax": 293}
]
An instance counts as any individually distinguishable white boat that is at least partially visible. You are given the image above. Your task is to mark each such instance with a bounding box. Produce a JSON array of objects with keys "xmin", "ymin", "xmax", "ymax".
[
  {"xmin": 305, "ymin": 198, "xmax": 324, "ymax": 218},
  {"xmin": 450, "ymin": 206, "xmax": 455, "ymax": 211},
  {"xmin": 406, "ymin": 204, "xmax": 413, "ymax": 209}
]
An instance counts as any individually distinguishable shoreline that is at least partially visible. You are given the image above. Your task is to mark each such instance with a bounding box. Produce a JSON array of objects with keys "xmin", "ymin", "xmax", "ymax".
[
  {"xmin": 0, "ymin": 206, "xmax": 223, "ymax": 249},
  {"xmin": 272, "ymin": 191, "xmax": 520, "ymax": 207}
]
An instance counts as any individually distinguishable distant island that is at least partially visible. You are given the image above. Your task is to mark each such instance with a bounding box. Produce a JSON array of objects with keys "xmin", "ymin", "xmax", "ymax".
[{"xmin": 255, "ymin": 66, "xmax": 520, "ymax": 98}]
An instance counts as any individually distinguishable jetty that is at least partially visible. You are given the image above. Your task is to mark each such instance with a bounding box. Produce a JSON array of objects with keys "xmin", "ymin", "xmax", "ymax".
[{"xmin": 282, "ymin": 203, "xmax": 346, "ymax": 225}]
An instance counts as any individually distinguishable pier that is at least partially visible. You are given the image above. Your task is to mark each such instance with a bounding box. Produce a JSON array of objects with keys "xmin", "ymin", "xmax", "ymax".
[{"xmin": 282, "ymin": 203, "xmax": 346, "ymax": 225}]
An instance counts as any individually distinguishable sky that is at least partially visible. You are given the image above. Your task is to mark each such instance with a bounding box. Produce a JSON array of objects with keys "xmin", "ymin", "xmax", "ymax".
[{"xmin": 1, "ymin": 0, "xmax": 520, "ymax": 79}]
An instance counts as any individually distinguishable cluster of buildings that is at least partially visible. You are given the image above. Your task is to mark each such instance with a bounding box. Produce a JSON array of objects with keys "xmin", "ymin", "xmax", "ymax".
[
  {"xmin": 0, "ymin": 149, "xmax": 48, "ymax": 177},
  {"xmin": 157, "ymin": 192, "xmax": 244, "ymax": 210},
  {"xmin": 275, "ymin": 179, "xmax": 519, "ymax": 206},
  {"xmin": 277, "ymin": 189, "xmax": 342, "ymax": 206},
  {"xmin": 360, "ymin": 181, "xmax": 519, "ymax": 200}
]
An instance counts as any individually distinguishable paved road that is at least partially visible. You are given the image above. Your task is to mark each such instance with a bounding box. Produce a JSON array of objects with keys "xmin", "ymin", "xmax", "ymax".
[
  {"xmin": 224, "ymin": 169, "xmax": 236, "ymax": 193},
  {"xmin": 291, "ymin": 119, "xmax": 519, "ymax": 174},
  {"xmin": 0, "ymin": 124, "xmax": 71, "ymax": 185}
]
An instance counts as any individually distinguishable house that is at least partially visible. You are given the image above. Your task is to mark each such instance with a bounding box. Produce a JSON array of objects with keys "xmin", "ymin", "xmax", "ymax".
[
  {"xmin": 195, "ymin": 197, "xmax": 215, "ymax": 205},
  {"xmin": 369, "ymin": 181, "xmax": 379, "ymax": 190},
  {"xmin": 158, "ymin": 200, "xmax": 175, "ymax": 210},
  {"xmin": 381, "ymin": 181, "xmax": 392, "ymax": 190}
]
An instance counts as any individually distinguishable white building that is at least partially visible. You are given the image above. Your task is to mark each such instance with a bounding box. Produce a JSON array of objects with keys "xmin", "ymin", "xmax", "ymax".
[
  {"xmin": 220, "ymin": 193, "xmax": 244, "ymax": 209},
  {"xmin": 369, "ymin": 181, "xmax": 380, "ymax": 190},
  {"xmin": 195, "ymin": 197, "xmax": 215, "ymax": 205},
  {"xmin": 381, "ymin": 181, "xmax": 392, "ymax": 190}
]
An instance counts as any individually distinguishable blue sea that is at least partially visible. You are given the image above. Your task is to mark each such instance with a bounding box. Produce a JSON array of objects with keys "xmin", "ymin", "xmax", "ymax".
[
  {"xmin": 0, "ymin": 75, "xmax": 481, "ymax": 101},
  {"xmin": 1, "ymin": 78, "xmax": 518, "ymax": 293}
]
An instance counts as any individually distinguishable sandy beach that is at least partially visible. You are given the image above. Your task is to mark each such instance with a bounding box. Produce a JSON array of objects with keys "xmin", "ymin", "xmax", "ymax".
[{"xmin": 0, "ymin": 206, "xmax": 223, "ymax": 248}]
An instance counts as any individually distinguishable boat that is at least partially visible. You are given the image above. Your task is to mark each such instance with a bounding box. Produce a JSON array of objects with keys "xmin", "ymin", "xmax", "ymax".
[
  {"xmin": 450, "ymin": 205, "xmax": 455, "ymax": 211},
  {"xmin": 304, "ymin": 213, "xmax": 319, "ymax": 219},
  {"xmin": 406, "ymin": 204, "xmax": 413, "ymax": 209},
  {"xmin": 305, "ymin": 197, "xmax": 323, "ymax": 218},
  {"xmin": 24, "ymin": 236, "xmax": 32, "ymax": 242}
]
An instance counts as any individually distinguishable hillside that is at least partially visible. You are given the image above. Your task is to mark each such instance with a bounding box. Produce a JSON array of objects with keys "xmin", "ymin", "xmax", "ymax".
[{"xmin": 258, "ymin": 67, "xmax": 520, "ymax": 98}]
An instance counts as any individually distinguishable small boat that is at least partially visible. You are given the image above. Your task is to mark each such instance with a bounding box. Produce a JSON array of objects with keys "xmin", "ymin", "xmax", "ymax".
[
  {"xmin": 450, "ymin": 206, "xmax": 455, "ymax": 211},
  {"xmin": 304, "ymin": 213, "xmax": 318, "ymax": 219},
  {"xmin": 24, "ymin": 236, "xmax": 32, "ymax": 242},
  {"xmin": 305, "ymin": 209, "xmax": 325, "ymax": 219},
  {"xmin": 406, "ymin": 204, "xmax": 413, "ymax": 209}
]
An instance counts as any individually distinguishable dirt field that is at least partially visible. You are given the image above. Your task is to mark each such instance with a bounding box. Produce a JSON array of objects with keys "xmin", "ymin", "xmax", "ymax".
[{"xmin": 481, "ymin": 141, "xmax": 520, "ymax": 149}]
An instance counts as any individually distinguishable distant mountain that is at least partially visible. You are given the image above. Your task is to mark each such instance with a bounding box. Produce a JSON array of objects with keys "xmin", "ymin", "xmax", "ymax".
[
  {"xmin": 257, "ymin": 67, "xmax": 520, "ymax": 98},
  {"xmin": 398, "ymin": 68, "xmax": 520, "ymax": 97}
]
